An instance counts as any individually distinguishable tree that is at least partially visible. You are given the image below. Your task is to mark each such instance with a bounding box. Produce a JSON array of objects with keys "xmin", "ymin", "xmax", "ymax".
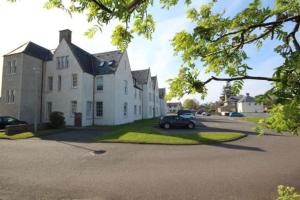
[
  {"xmin": 182, "ymin": 99, "xmax": 199, "ymax": 110},
  {"xmin": 6, "ymin": 0, "xmax": 300, "ymax": 134}
]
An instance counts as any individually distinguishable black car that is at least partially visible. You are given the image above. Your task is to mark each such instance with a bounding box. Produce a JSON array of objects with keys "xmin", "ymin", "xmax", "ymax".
[
  {"xmin": 0, "ymin": 116, "xmax": 27, "ymax": 129},
  {"xmin": 159, "ymin": 115, "xmax": 196, "ymax": 129},
  {"xmin": 177, "ymin": 109, "xmax": 192, "ymax": 116}
]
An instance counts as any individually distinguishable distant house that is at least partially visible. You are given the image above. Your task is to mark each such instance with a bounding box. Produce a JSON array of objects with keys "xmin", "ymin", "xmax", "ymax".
[
  {"xmin": 167, "ymin": 102, "xmax": 182, "ymax": 113},
  {"xmin": 237, "ymin": 93, "xmax": 264, "ymax": 113},
  {"xmin": 217, "ymin": 95, "xmax": 243, "ymax": 114}
]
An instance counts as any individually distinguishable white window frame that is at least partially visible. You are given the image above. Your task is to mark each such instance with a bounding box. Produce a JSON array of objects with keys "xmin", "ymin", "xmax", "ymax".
[
  {"xmin": 71, "ymin": 101, "xmax": 77, "ymax": 116},
  {"xmin": 96, "ymin": 101, "xmax": 103, "ymax": 117},
  {"xmin": 72, "ymin": 74, "xmax": 78, "ymax": 88},
  {"xmin": 96, "ymin": 76, "xmax": 103, "ymax": 91}
]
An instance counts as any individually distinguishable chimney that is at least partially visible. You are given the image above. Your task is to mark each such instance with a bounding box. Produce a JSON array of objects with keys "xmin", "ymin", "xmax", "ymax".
[{"xmin": 59, "ymin": 29, "xmax": 72, "ymax": 43}]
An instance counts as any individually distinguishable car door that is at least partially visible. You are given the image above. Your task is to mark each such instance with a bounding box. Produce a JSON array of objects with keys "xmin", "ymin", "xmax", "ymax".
[
  {"xmin": 0, "ymin": 117, "xmax": 4, "ymax": 129},
  {"xmin": 175, "ymin": 116, "xmax": 187, "ymax": 127}
]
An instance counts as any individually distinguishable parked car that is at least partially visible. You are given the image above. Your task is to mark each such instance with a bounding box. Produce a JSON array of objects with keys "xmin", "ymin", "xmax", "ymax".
[
  {"xmin": 177, "ymin": 109, "xmax": 192, "ymax": 116},
  {"xmin": 0, "ymin": 116, "xmax": 27, "ymax": 129},
  {"xmin": 201, "ymin": 112, "xmax": 211, "ymax": 116},
  {"xmin": 159, "ymin": 115, "xmax": 196, "ymax": 129},
  {"xmin": 180, "ymin": 113, "xmax": 195, "ymax": 119},
  {"xmin": 229, "ymin": 112, "xmax": 244, "ymax": 117}
]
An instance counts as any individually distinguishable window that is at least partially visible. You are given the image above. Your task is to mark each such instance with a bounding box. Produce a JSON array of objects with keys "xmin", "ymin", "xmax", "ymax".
[
  {"xmin": 134, "ymin": 105, "xmax": 137, "ymax": 115},
  {"xmin": 139, "ymin": 90, "xmax": 142, "ymax": 100},
  {"xmin": 12, "ymin": 60, "xmax": 16, "ymax": 73},
  {"xmin": 96, "ymin": 76, "xmax": 103, "ymax": 91},
  {"xmin": 72, "ymin": 74, "xmax": 78, "ymax": 88},
  {"xmin": 124, "ymin": 102, "xmax": 128, "ymax": 116},
  {"xmin": 134, "ymin": 89, "xmax": 137, "ymax": 99},
  {"xmin": 149, "ymin": 106, "xmax": 152, "ymax": 114},
  {"xmin": 57, "ymin": 56, "xmax": 69, "ymax": 69},
  {"xmin": 11, "ymin": 90, "xmax": 15, "ymax": 103},
  {"xmin": 96, "ymin": 102, "xmax": 103, "ymax": 117},
  {"xmin": 71, "ymin": 101, "xmax": 77, "ymax": 116},
  {"xmin": 58, "ymin": 75, "xmax": 62, "ymax": 91},
  {"xmin": 86, "ymin": 101, "xmax": 92, "ymax": 118},
  {"xmin": 6, "ymin": 90, "xmax": 9, "ymax": 103},
  {"xmin": 149, "ymin": 93, "xmax": 151, "ymax": 101},
  {"xmin": 124, "ymin": 80, "xmax": 128, "ymax": 94},
  {"xmin": 7, "ymin": 61, "xmax": 11, "ymax": 74},
  {"xmin": 48, "ymin": 76, "xmax": 53, "ymax": 91},
  {"xmin": 47, "ymin": 102, "xmax": 52, "ymax": 119},
  {"xmin": 139, "ymin": 105, "xmax": 142, "ymax": 115},
  {"xmin": 65, "ymin": 56, "xmax": 69, "ymax": 68}
]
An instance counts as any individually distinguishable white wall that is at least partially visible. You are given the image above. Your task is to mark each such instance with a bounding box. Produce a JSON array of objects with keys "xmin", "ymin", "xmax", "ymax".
[
  {"xmin": 43, "ymin": 39, "xmax": 85, "ymax": 126},
  {"xmin": 113, "ymin": 51, "xmax": 136, "ymax": 125},
  {"xmin": 94, "ymin": 74, "xmax": 116, "ymax": 125},
  {"xmin": 237, "ymin": 102, "xmax": 264, "ymax": 113}
]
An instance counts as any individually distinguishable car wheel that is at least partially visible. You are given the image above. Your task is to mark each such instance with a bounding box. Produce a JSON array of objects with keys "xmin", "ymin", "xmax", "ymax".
[
  {"xmin": 188, "ymin": 123, "xmax": 195, "ymax": 129},
  {"xmin": 164, "ymin": 123, "xmax": 170, "ymax": 129}
]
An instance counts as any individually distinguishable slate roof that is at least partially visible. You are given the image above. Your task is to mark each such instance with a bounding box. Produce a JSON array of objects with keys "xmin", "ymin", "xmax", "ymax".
[
  {"xmin": 131, "ymin": 69, "xmax": 150, "ymax": 84},
  {"xmin": 67, "ymin": 43, "xmax": 99, "ymax": 75},
  {"xmin": 228, "ymin": 95, "xmax": 243, "ymax": 102},
  {"xmin": 159, "ymin": 88, "xmax": 166, "ymax": 99},
  {"xmin": 238, "ymin": 93, "xmax": 256, "ymax": 103},
  {"xmin": 93, "ymin": 50, "xmax": 123, "ymax": 75},
  {"xmin": 5, "ymin": 41, "xmax": 53, "ymax": 61}
]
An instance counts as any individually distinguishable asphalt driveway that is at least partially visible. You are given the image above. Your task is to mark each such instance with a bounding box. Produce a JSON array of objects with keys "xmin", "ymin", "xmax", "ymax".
[{"xmin": 0, "ymin": 116, "xmax": 300, "ymax": 200}]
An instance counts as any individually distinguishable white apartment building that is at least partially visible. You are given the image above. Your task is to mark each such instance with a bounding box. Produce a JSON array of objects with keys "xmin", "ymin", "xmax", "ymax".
[{"xmin": 0, "ymin": 29, "xmax": 167, "ymax": 126}]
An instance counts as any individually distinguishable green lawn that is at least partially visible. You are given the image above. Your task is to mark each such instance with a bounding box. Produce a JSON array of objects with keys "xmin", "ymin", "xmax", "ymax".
[
  {"xmin": 97, "ymin": 119, "xmax": 245, "ymax": 144},
  {"xmin": 0, "ymin": 132, "xmax": 34, "ymax": 140},
  {"xmin": 0, "ymin": 128, "xmax": 65, "ymax": 140}
]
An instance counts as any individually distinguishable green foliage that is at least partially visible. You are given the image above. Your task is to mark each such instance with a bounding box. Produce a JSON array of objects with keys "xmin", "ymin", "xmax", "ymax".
[
  {"xmin": 49, "ymin": 111, "xmax": 65, "ymax": 129},
  {"xmin": 182, "ymin": 98, "xmax": 200, "ymax": 110},
  {"xmin": 265, "ymin": 100, "xmax": 300, "ymax": 135},
  {"xmin": 277, "ymin": 185, "xmax": 300, "ymax": 200}
]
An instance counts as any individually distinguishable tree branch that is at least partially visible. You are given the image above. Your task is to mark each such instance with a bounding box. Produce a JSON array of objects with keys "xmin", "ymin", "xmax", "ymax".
[
  {"xmin": 212, "ymin": 15, "xmax": 300, "ymax": 42},
  {"xmin": 287, "ymin": 19, "xmax": 300, "ymax": 51},
  {"xmin": 91, "ymin": 0, "xmax": 113, "ymax": 14},
  {"xmin": 201, "ymin": 75, "xmax": 281, "ymax": 86},
  {"xmin": 128, "ymin": 0, "xmax": 147, "ymax": 12}
]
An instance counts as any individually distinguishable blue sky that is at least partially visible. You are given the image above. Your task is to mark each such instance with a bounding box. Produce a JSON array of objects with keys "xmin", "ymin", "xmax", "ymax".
[{"xmin": 0, "ymin": 0, "xmax": 282, "ymax": 103}]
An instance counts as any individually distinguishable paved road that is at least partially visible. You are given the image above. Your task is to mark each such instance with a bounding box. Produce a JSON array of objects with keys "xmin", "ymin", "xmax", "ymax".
[{"xmin": 1, "ymin": 116, "xmax": 300, "ymax": 200}]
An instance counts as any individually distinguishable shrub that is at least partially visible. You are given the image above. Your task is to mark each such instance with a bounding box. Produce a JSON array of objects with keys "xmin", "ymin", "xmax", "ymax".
[
  {"xmin": 49, "ymin": 111, "xmax": 65, "ymax": 129},
  {"xmin": 277, "ymin": 185, "xmax": 300, "ymax": 200}
]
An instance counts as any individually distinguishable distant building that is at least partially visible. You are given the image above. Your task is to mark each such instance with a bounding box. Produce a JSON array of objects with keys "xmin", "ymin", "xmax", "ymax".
[
  {"xmin": 237, "ymin": 93, "xmax": 264, "ymax": 113},
  {"xmin": 167, "ymin": 102, "xmax": 182, "ymax": 113}
]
